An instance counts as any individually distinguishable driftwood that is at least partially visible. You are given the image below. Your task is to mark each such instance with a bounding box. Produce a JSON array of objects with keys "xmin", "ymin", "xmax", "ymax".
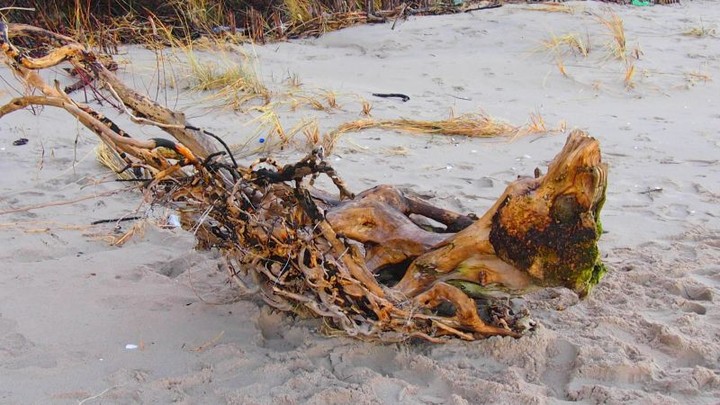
[{"xmin": 0, "ymin": 22, "xmax": 608, "ymax": 342}]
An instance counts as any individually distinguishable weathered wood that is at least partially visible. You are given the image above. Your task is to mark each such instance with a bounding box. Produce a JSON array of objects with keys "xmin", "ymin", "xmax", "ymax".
[
  {"xmin": 327, "ymin": 131, "xmax": 608, "ymax": 299},
  {"xmin": 0, "ymin": 23, "xmax": 608, "ymax": 341},
  {"xmin": 4, "ymin": 23, "xmax": 219, "ymax": 159}
]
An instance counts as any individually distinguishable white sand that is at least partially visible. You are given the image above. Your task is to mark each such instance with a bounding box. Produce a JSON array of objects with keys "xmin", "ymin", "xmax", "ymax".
[{"xmin": 1, "ymin": 2, "xmax": 719, "ymax": 403}]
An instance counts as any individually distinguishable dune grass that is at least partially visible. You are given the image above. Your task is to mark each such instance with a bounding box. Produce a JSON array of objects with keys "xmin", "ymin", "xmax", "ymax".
[
  {"xmin": 186, "ymin": 53, "xmax": 270, "ymax": 110},
  {"xmin": 2, "ymin": 0, "xmax": 435, "ymax": 44},
  {"xmin": 95, "ymin": 142, "xmax": 137, "ymax": 180},
  {"xmin": 360, "ymin": 98, "xmax": 373, "ymax": 117},
  {"xmin": 537, "ymin": 11, "xmax": 649, "ymax": 90},
  {"xmin": 284, "ymin": 0, "xmax": 314, "ymax": 25},
  {"xmin": 323, "ymin": 112, "xmax": 521, "ymax": 153},
  {"xmin": 542, "ymin": 33, "xmax": 591, "ymax": 58},
  {"xmin": 683, "ymin": 20, "xmax": 718, "ymax": 38},
  {"xmin": 332, "ymin": 113, "xmax": 518, "ymax": 139},
  {"xmin": 623, "ymin": 63, "xmax": 636, "ymax": 89},
  {"xmin": 148, "ymin": 18, "xmax": 270, "ymax": 110},
  {"xmin": 597, "ymin": 11, "xmax": 628, "ymax": 62},
  {"xmin": 524, "ymin": 3, "xmax": 579, "ymax": 15},
  {"xmin": 685, "ymin": 70, "xmax": 712, "ymax": 87}
]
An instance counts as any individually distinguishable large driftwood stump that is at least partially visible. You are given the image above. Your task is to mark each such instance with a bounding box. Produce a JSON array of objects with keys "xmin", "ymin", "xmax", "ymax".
[
  {"xmin": 327, "ymin": 132, "xmax": 607, "ymax": 299},
  {"xmin": 0, "ymin": 22, "xmax": 608, "ymax": 341}
]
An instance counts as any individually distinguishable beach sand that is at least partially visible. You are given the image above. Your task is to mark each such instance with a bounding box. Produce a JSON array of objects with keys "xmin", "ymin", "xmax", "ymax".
[{"xmin": 1, "ymin": 1, "xmax": 719, "ymax": 403}]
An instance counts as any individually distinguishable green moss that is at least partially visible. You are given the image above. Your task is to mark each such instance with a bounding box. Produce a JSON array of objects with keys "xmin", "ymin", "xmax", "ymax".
[
  {"xmin": 535, "ymin": 238, "xmax": 601, "ymax": 297},
  {"xmin": 490, "ymin": 191, "xmax": 607, "ymax": 297},
  {"xmin": 590, "ymin": 262, "xmax": 607, "ymax": 286}
]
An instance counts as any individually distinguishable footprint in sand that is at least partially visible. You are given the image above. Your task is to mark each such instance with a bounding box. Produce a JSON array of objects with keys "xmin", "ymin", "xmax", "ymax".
[
  {"xmin": 660, "ymin": 203, "xmax": 693, "ymax": 219},
  {"xmin": 668, "ymin": 280, "xmax": 713, "ymax": 302},
  {"xmin": 543, "ymin": 338, "xmax": 579, "ymax": 400},
  {"xmin": 0, "ymin": 315, "xmax": 56, "ymax": 369},
  {"xmin": 321, "ymin": 345, "xmax": 455, "ymax": 403},
  {"xmin": 680, "ymin": 301, "xmax": 707, "ymax": 315},
  {"xmin": 255, "ymin": 307, "xmax": 307, "ymax": 352},
  {"xmin": 152, "ymin": 254, "xmax": 198, "ymax": 278}
]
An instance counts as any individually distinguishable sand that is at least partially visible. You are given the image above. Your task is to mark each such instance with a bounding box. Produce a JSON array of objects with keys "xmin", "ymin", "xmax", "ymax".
[{"xmin": 1, "ymin": 1, "xmax": 719, "ymax": 404}]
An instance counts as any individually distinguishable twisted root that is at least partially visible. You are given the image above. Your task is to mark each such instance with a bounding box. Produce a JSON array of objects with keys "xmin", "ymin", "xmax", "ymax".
[{"xmin": 1, "ymin": 22, "xmax": 607, "ymax": 342}]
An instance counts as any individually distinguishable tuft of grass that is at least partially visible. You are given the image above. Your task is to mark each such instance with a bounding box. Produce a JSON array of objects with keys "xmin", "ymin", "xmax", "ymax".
[
  {"xmin": 683, "ymin": 20, "xmax": 718, "ymax": 38},
  {"xmin": 146, "ymin": 18, "xmax": 267, "ymax": 109},
  {"xmin": 295, "ymin": 95, "xmax": 327, "ymax": 111},
  {"xmin": 167, "ymin": 0, "xmax": 228, "ymax": 33},
  {"xmin": 685, "ymin": 70, "xmax": 712, "ymax": 87},
  {"xmin": 286, "ymin": 73, "xmax": 303, "ymax": 89},
  {"xmin": 112, "ymin": 220, "xmax": 147, "ymax": 246},
  {"xmin": 556, "ymin": 56, "xmax": 569, "ymax": 78},
  {"xmin": 96, "ymin": 142, "xmax": 137, "ymax": 180},
  {"xmin": 303, "ymin": 120, "xmax": 321, "ymax": 147},
  {"xmin": 187, "ymin": 60, "xmax": 242, "ymax": 91},
  {"xmin": 257, "ymin": 109, "xmax": 289, "ymax": 146},
  {"xmin": 517, "ymin": 112, "xmax": 567, "ymax": 137},
  {"xmin": 526, "ymin": 112, "xmax": 547, "ymax": 134},
  {"xmin": 624, "ymin": 63, "xmax": 636, "ymax": 89},
  {"xmin": 323, "ymin": 90, "xmax": 340, "ymax": 109},
  {"xmin": 234, "ymin": 112, "xmax": 323, "ymax": 155},
  {"xmin": 289, "ymin": 91, "xmax": 340, "ymax": 111},
  {"xmin": 321, "ymin": 133, "xmax": 341, "ymax": 156},
  {"xmin": 284, "ymin": 0, "xmax": 314, "ymax": 25},
  {"xmin": 183, "ymin": 47, "xmax": 270, "ymax": 110},
  {"xmin": 539, "ymin": 31, "xmax": 591, "ymax": 79},
  {"xmin": 360, "ymin": 98, "xmax": 373, "ymax": 117},
  {"xmin": 542, "ymin": 33, "xmax": 590, "ymax": 57},
  {"xmin": 597, "ymin": 11, "xmax": 628, "ymax": 61}
]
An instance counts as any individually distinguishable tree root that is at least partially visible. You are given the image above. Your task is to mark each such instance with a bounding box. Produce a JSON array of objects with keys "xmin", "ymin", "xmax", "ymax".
[{"xmin": 0, "ymin": 22, "xmax": 608, "ymax": 342}]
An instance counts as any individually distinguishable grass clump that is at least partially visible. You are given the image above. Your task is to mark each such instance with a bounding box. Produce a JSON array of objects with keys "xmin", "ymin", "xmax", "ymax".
[
  {"xmin": 360, "ymin": 98, "xmax": 373, "ymax": 117},
  {"xmin": 685, "ymin": 70, "xmax": 712, "ymax": 87},
  {"xmin": 542, "ymin": 32, "xmax": 591, "ymax": 58},
  {"xmin": 623, "ymin": 63, "xmax": 636, "ymax": 89},
  {"xmin": 95, "ymin": 142, "xmax": 137, "ymax": 180},
  {"xmin": 283, "ymin": 0, "xmax": 314, "ymax": 25},
  {"xmin": 287, "ymin": 90, "xmax": 342, "ymax": 112},
  {"xmin": 597, "ymin": 11, "xmax": 628, "ymax": 61},
  {"xmin": 682, "ymin": 20, "xmax": 718, "ymax": 38},
  {"xmin": 182, "ymin": 46, "xmax": 270, "ymax": 109},
  {"xmin": 167, "ymin": 0, "xmax": 230, "ymax": 32}
]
